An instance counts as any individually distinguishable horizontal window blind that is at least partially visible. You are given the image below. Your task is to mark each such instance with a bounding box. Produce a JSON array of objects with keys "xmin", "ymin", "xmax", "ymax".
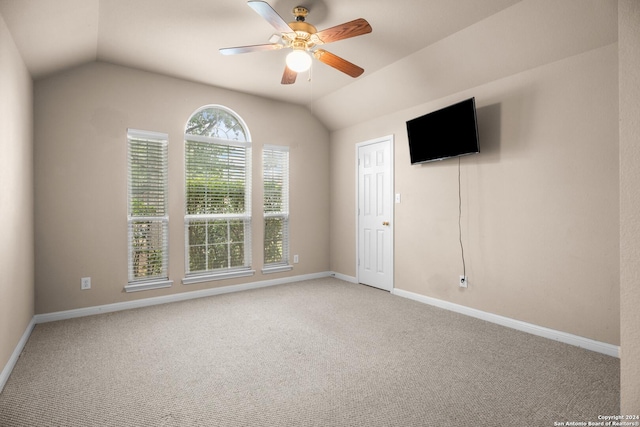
[
  {"xmin": 263, "ymin": 145, "xmax": 289, "ymax": 266},
  {"xmin": 185, "ymin": 139, "xmax": 249, "ymax": 216},
  {"xmin": 127, "ymin": 129, "xmax": 169, "ymax": 283},
  {"xmin": 184, "ymin": 133, "xmax": 252, "ymax": 276}
]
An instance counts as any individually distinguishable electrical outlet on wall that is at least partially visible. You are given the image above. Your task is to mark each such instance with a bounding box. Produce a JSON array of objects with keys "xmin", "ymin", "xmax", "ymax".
[
  {"xmin": 81, "ymin": 277, "xmax": 91, "ymax": 290},
  {"xmin": 459, "ymin": 275, "xmax": 468, "ymax": 288}
]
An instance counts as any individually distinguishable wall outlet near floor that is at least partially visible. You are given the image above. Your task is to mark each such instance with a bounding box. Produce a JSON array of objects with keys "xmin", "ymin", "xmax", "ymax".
[
  {"xmin": 459, "ymin": 275, "xmax": 468, "ymax": 288},
  {"xmin": 293, "ymin": 255, "xmax": 299, "ymax": 264},
  {"xmin": 81, "ymin": 277, "xmax": 91, "ymax": 290}
]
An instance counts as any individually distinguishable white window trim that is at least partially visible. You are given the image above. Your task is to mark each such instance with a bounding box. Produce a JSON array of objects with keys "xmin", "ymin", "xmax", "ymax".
[
  {"xmin": 261, "ymin": 264, "xmax": 293, "ymax": 274},
  {"xmin": 124, "ymin": 279, "xmax": 174, "ymax": 293},
  {"xmin": 128, "ymin": 129, "xmax": 168, "ymax": 141},
  {"xmin": 263, "ymin": 145, "xmax": 290, "ymax": 270},
  {"xmin": 182, "ymin": 216, "xmax": 254, "ymax": 279},
  {"xmin": 183, "ymin": 106, "xmax": 253, "ymax": 280},
  {"xmin": 126, "ymin": 128, "xmax": 171, "ymax": 291},
  {"xmin": 182, "ymin": 269, "xmax": 256, "ymax": 285},
  {"xmin": 185, "ymin": 213, "xmax": 251, "ymax": 221}
]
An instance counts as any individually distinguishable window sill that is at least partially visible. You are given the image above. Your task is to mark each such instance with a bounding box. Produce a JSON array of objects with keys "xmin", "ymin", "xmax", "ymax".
[
  {"xmin": 124, "ymin": 279, "xmax": 173, "ymax": 293},
  {"xmin": 261, "ymin": 264, "xmax": 294, "ymax": 274},
  {"xmin": 182, "ymin": 269, "xmax": 256, "ymax": 285}
]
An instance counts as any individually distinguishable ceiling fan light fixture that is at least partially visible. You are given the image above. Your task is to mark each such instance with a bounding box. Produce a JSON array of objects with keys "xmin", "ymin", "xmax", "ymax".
[
  {"xmin": 286, "ymin": 49, "xmax": 312, "ymax": 73},
  {"xmin": 220, "ymin": 2, "xmax": 372, "ymax": 84}
]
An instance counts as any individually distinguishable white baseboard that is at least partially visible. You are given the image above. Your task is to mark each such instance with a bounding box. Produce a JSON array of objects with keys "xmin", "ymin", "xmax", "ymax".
[
  {"xmin": 329, "ymin": 272, "xmax": 357, "ymax": 283},
  {"xmin": 4, "ymin": 276, "xmax": 616, "ymax": 395},
  {"xmin": 34, "ymin": 271, "xmax": 333, "ymax": 324},
  {"xmin": 0, "ymin": 317, "xmax": 36, "ymax": 394},
  {"xmin": 392, "ymin": 288, "xmax": 620, "ymax": 358}
]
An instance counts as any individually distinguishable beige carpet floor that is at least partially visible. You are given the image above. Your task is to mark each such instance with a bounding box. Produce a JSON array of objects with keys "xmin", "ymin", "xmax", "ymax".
[{"xmin": 0, "ymin": 278, "xmax": 619, "ymax": 426}]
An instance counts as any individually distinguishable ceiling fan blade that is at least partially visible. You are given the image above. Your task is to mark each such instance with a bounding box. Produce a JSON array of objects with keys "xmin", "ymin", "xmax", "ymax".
[
  {"xmin": 219, "ymin": 43, "xmax": 282, "ymax": 55},
  {"xmin": 315, "ymin": 18, "xmax": 372, "ymax": 44},
  {"xmin": 314, "ymin": 49, "xmax": 364, "ymax": 78},
  {"xmin": 248, "ymin": 1, "xmax": 293, "ymax": 34},
  {"xmin": 281, "ymin": 66, "xmax": 297, "ymax": 85}
]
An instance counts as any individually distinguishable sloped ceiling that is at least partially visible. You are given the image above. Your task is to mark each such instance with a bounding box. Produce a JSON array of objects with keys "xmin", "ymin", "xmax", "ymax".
[
  {"xmin": 0, "ymin": 0, "xmax": 618, "ymax": 130},
  {"xmin": 313, "ymin": 0, "xmax": 618, "ymax": 130},
  {"xmin": 0, "ymin": 0, "xmax": 521, "ymax": 106}
]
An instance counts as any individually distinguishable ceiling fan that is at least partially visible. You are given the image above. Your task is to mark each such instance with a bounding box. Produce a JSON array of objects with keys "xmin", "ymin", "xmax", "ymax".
[{"xmin": 220, "ymin": 1, "xmax": 372, "ymax": 84}]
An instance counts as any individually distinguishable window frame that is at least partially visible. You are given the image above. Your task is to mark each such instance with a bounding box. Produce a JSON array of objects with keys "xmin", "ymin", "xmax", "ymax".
[
  {"xmin": 262, "ymin": 144, "xmax": 292, "ymax": 274},
  {"xmin": 125, "ymin": 129, "xmax": 173, "ymax": 292},
  {"xmin": 182, "ymin": 106, "xmax": 254, "ymax": 285}
]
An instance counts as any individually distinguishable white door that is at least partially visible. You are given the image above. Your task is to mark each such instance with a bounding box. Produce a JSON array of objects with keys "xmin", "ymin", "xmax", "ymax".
[{"xmin": 357, "ymin": 136, "xmax": 394, "ymax": 291}]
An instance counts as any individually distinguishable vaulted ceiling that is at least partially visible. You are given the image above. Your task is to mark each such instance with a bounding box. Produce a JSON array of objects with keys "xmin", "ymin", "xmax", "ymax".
[{"xmin": 0, "ymin": 0, "xmax": 522, "ymax": 107}]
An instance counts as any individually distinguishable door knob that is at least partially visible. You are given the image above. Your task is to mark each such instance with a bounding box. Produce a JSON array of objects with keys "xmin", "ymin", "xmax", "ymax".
[{"xmin": 382, "ymin": 221, "xmax": 390, "ymax": 226}]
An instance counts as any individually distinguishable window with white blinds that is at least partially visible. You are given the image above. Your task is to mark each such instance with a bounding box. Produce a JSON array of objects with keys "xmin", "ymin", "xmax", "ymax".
[
  {"xmin": 126, "ymin": 129, "xmax": 172, "ymax": 292},
  {"xmin": 263, "ymin": 145, "xmax": 291, "ymax": 272},
  {"xmin": 183, "ymin": 106, "xmax": 253, "ymax": 283}
]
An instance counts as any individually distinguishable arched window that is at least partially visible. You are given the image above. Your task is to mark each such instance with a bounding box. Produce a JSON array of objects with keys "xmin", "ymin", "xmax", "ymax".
[
  {"xmin": 184, "ymin": 106, "xmax": 249, "ymax": 141},
  {"xmin": 183, "ymin": 105, "xmax": 253, "ymax": 282}
]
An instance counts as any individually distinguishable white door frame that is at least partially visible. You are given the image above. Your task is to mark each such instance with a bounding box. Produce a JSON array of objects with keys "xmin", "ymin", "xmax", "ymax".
[{"xmin": 355, "ymin": 135, "xmax": 395, "ymax": 290}]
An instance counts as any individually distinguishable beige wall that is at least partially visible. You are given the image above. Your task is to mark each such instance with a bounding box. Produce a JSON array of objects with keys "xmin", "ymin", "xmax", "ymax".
[
  {"xmin": 314, "ymin": 0, "xmax": 618, "ymax": 132},
  {"xmin": 329, "ymin": 3, "xmax": 620, "ymax": 346},
  {"xmin": 619, "ymin": 0, "xmax": 640, "ymax": 413},
  {"xmin": 34, "ymin": 62, "xmax": 330, "ymax": 314},
  {"xmin": 0, "ymin": 14, "xmax": 34, "ymax": 378}
]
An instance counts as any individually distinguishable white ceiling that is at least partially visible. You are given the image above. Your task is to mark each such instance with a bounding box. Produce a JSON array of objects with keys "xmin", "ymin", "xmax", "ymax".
[{"xmin": 0, "ymin": 0, "xmax": 523, "ymax": 106}]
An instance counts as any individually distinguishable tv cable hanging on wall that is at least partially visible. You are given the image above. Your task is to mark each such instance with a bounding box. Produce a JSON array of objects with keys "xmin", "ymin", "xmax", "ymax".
[
  {"xmin": 405, "ymin": 96, "xmax": 479, "ymax": 288},
  {"xmin": 458, "ymin": 157, "xmax": 467, "ymax": 287}
]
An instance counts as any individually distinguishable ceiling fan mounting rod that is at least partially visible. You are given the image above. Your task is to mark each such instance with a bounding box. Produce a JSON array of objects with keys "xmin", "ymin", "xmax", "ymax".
[{"xmin": 293, "ymin": 6, "xmax": 308, "ymax": 21}]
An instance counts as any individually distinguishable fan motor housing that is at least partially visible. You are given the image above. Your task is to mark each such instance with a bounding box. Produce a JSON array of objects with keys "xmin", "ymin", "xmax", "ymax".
[
  {"xmin": 289, "ymin": 6, "xmax": 315, "ymax": 35},
  {"xmin": 289, "ymin": 20, "xmax": 317, "ymax": 35}
]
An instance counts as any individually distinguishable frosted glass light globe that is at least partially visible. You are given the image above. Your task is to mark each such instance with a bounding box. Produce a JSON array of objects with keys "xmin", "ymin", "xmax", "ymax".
[{"xmin": 286, "ymin": 50, "xmax": 312, "ymax": 73}]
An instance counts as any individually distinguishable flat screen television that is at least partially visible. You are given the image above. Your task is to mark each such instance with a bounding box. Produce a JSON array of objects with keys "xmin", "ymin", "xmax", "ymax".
[{"xmin": 406, "ymin": 97, "xmax": 480, "ymax": 164}]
